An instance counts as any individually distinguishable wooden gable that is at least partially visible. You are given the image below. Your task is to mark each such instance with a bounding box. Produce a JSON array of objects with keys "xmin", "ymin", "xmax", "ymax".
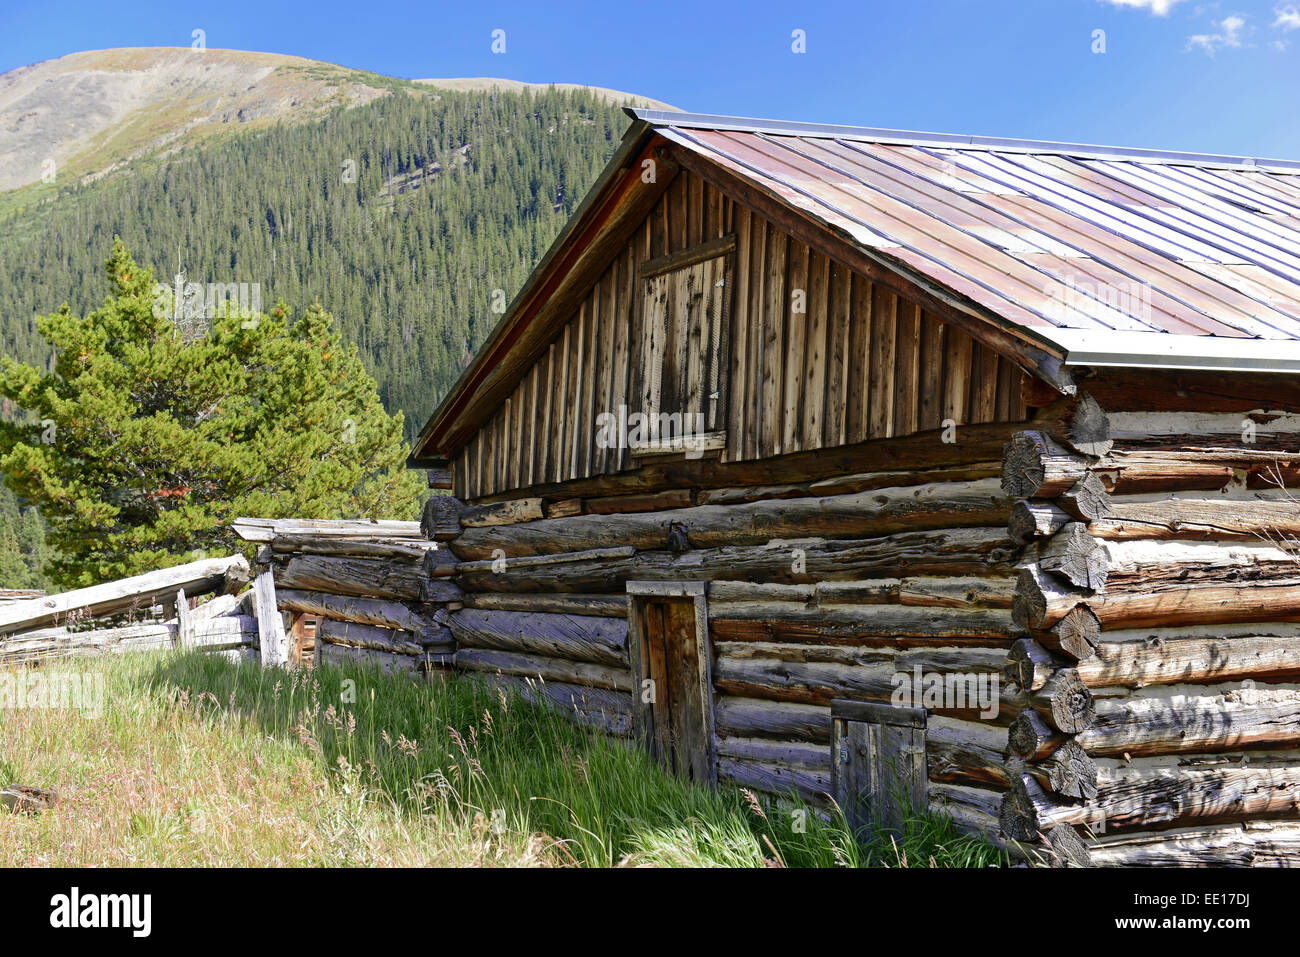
[{"xmin": 452, "ymin": 166, "xmax": 1028, "ymax": 501}]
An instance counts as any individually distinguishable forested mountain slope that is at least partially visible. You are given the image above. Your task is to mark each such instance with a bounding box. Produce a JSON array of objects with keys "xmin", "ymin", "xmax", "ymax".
[{"xmin": 0, "ymin": 84, "xmax": 638, "ymax": 443}]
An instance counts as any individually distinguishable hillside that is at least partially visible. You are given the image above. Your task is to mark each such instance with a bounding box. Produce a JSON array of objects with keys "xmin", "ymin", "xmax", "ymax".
[
  {"xmin": 0, "ymin": 80, "xmax": 638, "ymax": 444},
  {"xmin": 0, "ymin": 48, "xmax": 668, "ymax": 195}
]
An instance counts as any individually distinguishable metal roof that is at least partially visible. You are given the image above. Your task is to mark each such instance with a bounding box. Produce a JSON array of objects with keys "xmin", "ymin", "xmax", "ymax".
[
  {"xmin": 412, "ymin": 111, "xmax": 1300, "ymax": 463},
  {"xmin": 632, "ymin": 109, "xmax": 1300, "ymax": 369}
]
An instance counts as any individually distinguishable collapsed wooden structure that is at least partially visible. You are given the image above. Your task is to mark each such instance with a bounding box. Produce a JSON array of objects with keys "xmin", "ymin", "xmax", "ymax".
[{"xmin": 0, "ymin": 555, "xmax": 255, "ymax": 664}]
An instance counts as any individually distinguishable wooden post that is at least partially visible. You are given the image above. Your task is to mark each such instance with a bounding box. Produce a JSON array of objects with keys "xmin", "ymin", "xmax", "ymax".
[
  {"xmin": 831, "ymin": 699, "xmax": 927, "ymax": 840},
  {"xmin": 174, "ymin": 588, "xmax": 194, "ymax": 650},
  {"xmin": 253, "ymin": 547, "xmax": 288, "ymax": 668}
]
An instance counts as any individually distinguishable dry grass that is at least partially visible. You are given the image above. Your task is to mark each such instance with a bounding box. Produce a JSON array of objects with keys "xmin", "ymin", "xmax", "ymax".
[{"xmin": 0, "ymin": 651, "xmax": 1007, "ymax": 868}]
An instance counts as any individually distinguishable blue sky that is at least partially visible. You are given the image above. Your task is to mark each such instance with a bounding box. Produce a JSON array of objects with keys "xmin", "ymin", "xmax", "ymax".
[{"xmin": 2, "ymin": 0, "xmax": 1298, "ymax": 158}]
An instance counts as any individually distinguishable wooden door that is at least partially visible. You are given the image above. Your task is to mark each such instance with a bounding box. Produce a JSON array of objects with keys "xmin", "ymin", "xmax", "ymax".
[
  {"xmin": 627, "ymin": 582, "xmax": 716, "ymax": 784},
  {"xmin": 831, "ymin": 699, "xmax": 928, "ymax": 839}
]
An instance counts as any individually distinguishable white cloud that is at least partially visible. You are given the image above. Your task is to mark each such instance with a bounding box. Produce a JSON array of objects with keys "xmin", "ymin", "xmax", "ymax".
[
  {"xmin": 1101, "ymin": 0, "xmax": 1191, "ymax": 14},
  {"xmin": 1186, "ymin": 14, "xmax": 1248, "ymax": 54},
  {"xmin": 1274, "ymin": 5, "xmax": 1300, "ymax": 30},
  {"xmin": 1270, "ymin": 38, "xmax": 1290, "ymax": 49}
]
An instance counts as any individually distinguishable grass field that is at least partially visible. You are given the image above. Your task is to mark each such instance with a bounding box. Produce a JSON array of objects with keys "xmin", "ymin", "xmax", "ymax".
[{"xmin": 0, "ymin": 652, "xmax": 1008, "ymax": 867}]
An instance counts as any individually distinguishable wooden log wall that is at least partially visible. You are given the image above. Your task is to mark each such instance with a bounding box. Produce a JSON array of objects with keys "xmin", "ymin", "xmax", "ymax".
[
  {"xmin": 998, "ymin": 384, "xmax": 1300, "ymax": 866},
  {"xmin": 424, "ymin": 445, "xmax": 1030, "ymax": 836},
  {"xmin": 453, "ymin": 169, "xmax": 1027, "ymax": 500}
]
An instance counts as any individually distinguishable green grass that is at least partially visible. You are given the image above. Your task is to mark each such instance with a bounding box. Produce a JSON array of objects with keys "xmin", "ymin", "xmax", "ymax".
[{"xmin": 0, "ymin": 651, "xmax": 1008, "ymax": 867}]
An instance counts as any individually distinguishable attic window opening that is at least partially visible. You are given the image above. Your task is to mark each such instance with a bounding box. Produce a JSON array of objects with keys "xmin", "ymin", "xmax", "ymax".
[{"xmin": 633, "ymin": 235, "xmax": 735, "ymax": 459}]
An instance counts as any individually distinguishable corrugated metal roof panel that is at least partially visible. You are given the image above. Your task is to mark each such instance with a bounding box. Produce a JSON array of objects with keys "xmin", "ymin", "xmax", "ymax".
[{"xmin": 637, "ymin": 109, "xmax": 1300, "ymax": 354}]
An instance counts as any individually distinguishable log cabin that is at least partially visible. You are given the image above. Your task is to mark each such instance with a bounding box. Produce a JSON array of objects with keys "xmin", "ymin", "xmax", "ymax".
[{"xmin": 396, "ymin": 109, "xmax": 1300, "ymax": 865}]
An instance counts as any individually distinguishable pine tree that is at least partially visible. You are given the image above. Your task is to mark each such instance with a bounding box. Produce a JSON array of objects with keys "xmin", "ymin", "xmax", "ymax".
[{"xmin": 0, "ymin": 240, "xmax": 424, "ymax": 587}]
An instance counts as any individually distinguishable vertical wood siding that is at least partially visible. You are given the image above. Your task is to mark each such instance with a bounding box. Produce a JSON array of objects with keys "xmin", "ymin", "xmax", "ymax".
[{"xmin": 453, "ymin": 170, "xmax": 1028, "ymax": 499}]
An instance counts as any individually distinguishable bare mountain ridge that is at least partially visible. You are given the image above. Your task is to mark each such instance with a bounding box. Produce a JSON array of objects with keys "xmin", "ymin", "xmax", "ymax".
[{"xmin": 0, "ymin": 47, "xmax": 672, "ymax": 192}]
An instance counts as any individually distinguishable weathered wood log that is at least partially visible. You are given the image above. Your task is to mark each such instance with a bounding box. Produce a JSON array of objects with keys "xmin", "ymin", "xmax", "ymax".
[
  {"xmin": 1079, "ymin": 689, "xmax": 1300, "ymax": 757},
  {"xmin": 1005, "ymin": 638, "xmax": 1064, "ymax": 692},
  {"xmin": 460, "ymin": 498, "xmax": 544, "ymax": 527},
  {"xmin": 1100, "ymin": 538, "xmax": 1300, "ymax": 590},
  {"xmin": 1018, "ymin": 739, "xmax": 1098, "ymax": 800},
  {"xmin": 926, "ymin": 716, "xmax": 1010, "ymax": 789},
  {"xmin": 716, "ymin": 757, "xmax": 831, "ymax": 802},
  {"xmin": 447, "ymin": 608, "xmax": 628, "ymax": 666},
  {"xmin": 1058, "ymin": 473, "xmax": 1114, "ymax": 522},
  {"xmin": 1003, "ymin": 433, "xmax": 1300, "ymax": 498},
  {"xmin": 697, "ymin": 462, "xmax": 1001, "ymax": 507},
  {"xmin": 457, "ymin": 592, "xmax": 629, "ymax": 618},
  {"xmin": 1039, "ymin": 392, "xmax": 1112, "ymax": 458},
  {"xmin": 421, "ymin": 547, "xmax": 459, "ymax": 579},
  {"xmin": 316, "ymin": 642, "xmax": 422, "ymax": 676},
  {"xmin": 1009, "ymin": 500, "xmax": 1072, "ymax": 544},
  {"xmin": 470, "ymin": 673, "xmax": 632, "ymax": 737},
  {"xmin": 452, "ymin": 648, "xmax": 632, "ymax": 692},
  {"xmin": 1002, "ymin": 431, "xmax": 1089, "ymax": 499},
  {"xmin": 1041, "ymin": 824, "xmax": 1092, "ymax": 867},
  {"xmin": 274, "ymin": 554, "xmax": 462, "ymax": 603},
  {"xmin": 253, "ymin": 560, "xmax": 288, "ymax": 668},
  {"xmin": 0, "ymin": 554, "xmax": 249, "ymax": 636},
  {"xmin": 274, "ymin": 588, "xmax": 448, "ymax": 643},
  {"xmin": 709, "ymin": 602, "xmax": 1013, "ymax": 644},
  {"xmin": 705, "ymin": 577, "xmax": 1014, "ymax": 609},
  {"xmin": 1012, "ymin": 564, "xmax": 1089, "ymax": 633},
  {"xmin": 1086, "ymin": 819, "xmax": 1300, "ymax": 867},
  {"xmin": 470, "ymin": 422, "xmax": 1021, "ymax": 507},
  {"xmin": 713, "ymin": 653, "xmax": 1017, "ymax": 721},
  {"xmin": 1077, "ymin": 633, "xmax": 1300, "ymax": 689},
  {"xmin": 544, "ymin": 498, "xmax": 584, "ymax": 518},
  {"xmin": 1106, "ymin": 410, "xmax": 1300, "ymax": 451},
  {"xmin": 1085, "ymin": 492, "xmax": 1300, "ymax": 542},
  {"xmin": 231, "ymin": 517, "xmax": 423, "ymax": 543},
  {"xmin": 2, "ymin": 615, "xmax": 255, "ymax": 653},
  {"xmin": 1036, "ymin": 522, "xmax": 1109, "ymax": 591},
  {"xmin": 1005, "ymin": 763, "xmax": 1300, "ymax": 840},
  {"xmin": 1000, "ymin": 773, "xmax": 1079, "ymax": 843},
  {"xmin": 1029, "ymin": 669, "xmax": 1094, "ymax": 733},
  {"xmin": 455, "ymin": 529, "xmax": 1019, "ymax": 593},
  {"xmin": 1, "ymin": 785, "xmax": 59, "ymax": 814},
  {"xmin": 1007, "ymin": 709, "xmax": 1068, "ymax": 761},
  {"xmin": 268, "ymin": 537, "xmax": 438, "ymax": 561},
  {"xmin": 316, "ymin": 619, "xmax": 424, "ymax": 656},
  {"xmin": 714, "ymin": 696, "xmax": 832, "ymax": 743},
  {"xmin": 175, "ymin": 589, "xmax": 193, "ymax": 650},
  {"xmin": 1033, "ymin": 604, "xmax": 1102, "ymax": 662},
  {"xmin": 420, "ymin": 495, "xmax": 465, "ymax": 541},
  {"xmin": 714, "ymin": 736, "xmax": 829, "ymax": 770},
  {"xmin": 450, "ymin": 479, "xmax": 1011, "ymax": 561},
  {"xmin": 585, "ymin": 489, "xmax": 694, "ymax": 514},
  {"xmin": 1086, "ymin": 578, "xmax": 1300, "ymax": 630}
]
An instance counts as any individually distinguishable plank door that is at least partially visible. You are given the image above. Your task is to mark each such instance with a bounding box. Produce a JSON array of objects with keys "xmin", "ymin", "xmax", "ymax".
[
  {"xmin": 627, "ymin": 582, "xmax": 716, "ymax": 784},
  {"xmin": 830, "ymin": 699, "xmax": 927, "ymax": 839},
  {"xmin": 638, "ymin": 240, "xmax": 734, "ymax": 441}
]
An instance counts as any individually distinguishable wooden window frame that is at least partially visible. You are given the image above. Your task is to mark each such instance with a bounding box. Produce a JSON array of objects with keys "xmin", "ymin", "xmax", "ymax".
[
  {"xmin": 633, "ymin": 235, "xmax": 736, "ymax": 458},
  {"xmin": 625, "ymin": 580, "xmax": 717, "ymax": 786}
]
